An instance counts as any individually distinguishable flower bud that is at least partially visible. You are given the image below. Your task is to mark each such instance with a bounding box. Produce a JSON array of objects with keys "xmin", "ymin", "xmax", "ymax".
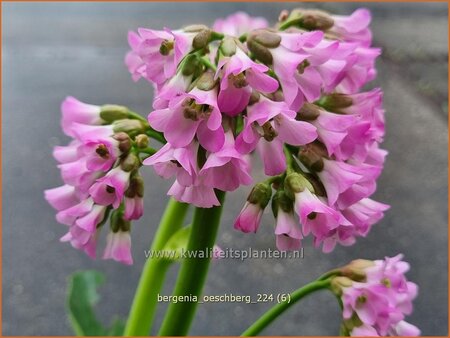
[
  {"xmin": 247, "ymin": 30, "xmax": 279, "ymax": 65},
  {"xmin": 195, "ymin": 71, "xmax": 217, "ymax": 91},
  {"xmin": 320, "ymin": 93, "xmax": 353, "ymax": 112},
  {"xmin": 298, "ymin": 102, "xmax": 321, "ymax": 121},
  {"xmin": 125, "ymin": 174, "xmax": 144, "ymax": 198},
  {"xmin": 113, "ymin": 132, "xmax": 132, "ymax": 153},
  {"xmin": 297, "ymin": 142, "xmax": 327, "ymax": 172},
  {"xmin": 193, "ymin": 29, "xmax": 213, "ymax": 49},
  {"xmin": 220, "ymin": 37, "xmax": 237, "ymax": 56},
  {"xmin": 183, "ymin": 24, "xmax": 209, "ymax": 33},
  {"xmin": 120, "ymin": 153, "xmax": 140, "ymax": 172},
  {"xmin": 135, "ymin": 134, "xmax": 149, "ymax": 149},
  {"xmin": 251, "ymin": 29, "xmax": 282, "ymax": 48},
  {"xmin": 110, "ymin": 209, "xmax": 131, "ymax": 233},
  {"xmin": 99, "ymin": 104, "xmax": 130, "ymax": 123},
  {"xmin": 113, "ymin": 119, "xmax": 146, "ymax": 135},
  {"xmin": 271, "ymin": 190, "xmax": 293, "ymax": 217},
  {"xmin": 330, "ymin": 276, "xmax": 353, "ymax": 296},
  {"xmin": 247, "ymin": 182, "xmax": 272, "ymax": 209},
  {"xmin": 181, "ymin": 54, "xmax": 201, "ymax": 76},
  {"xmin": 300, "ymin": 10, "xmax": 334, "ymax": 31},
  {"xmin": 284, "ymin": 172, "xmax": 314, "ymax": 197},
  {"xmin": 340, "ymin": 259, "xmax": 375, "ymax": 282},
  {"xmin": 287, "ymin": 9, "xmax": 334, "ymax": 31}
]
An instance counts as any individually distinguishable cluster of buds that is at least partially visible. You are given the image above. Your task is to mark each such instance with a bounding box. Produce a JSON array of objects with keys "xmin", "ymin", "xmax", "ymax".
[
  {"xmin": 45, "ymin": 97, "xmax": 151, "ymax": 264},
  {"xmin": 331, "ymin": 254, "xmax": 420, "ymax": 336}
]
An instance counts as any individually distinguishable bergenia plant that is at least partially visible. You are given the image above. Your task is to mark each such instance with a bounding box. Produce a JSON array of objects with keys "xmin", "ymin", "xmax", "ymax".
[{"xmin": 45, "ymin": 8, "xmax": 420, "ymax": 336}]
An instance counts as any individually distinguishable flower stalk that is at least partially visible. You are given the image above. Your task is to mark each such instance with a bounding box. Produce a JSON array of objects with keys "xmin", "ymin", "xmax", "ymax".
[
  {"xmin": 241, "ymin": 278, "xmax": 332, "ymax": 336},
  {"xmin": 158, "ymin": 190, "xmax": 226, "ymax": 336},
  {"xmin": 124, "ymin": 199, "xmax": 189, "ymax": 336}
]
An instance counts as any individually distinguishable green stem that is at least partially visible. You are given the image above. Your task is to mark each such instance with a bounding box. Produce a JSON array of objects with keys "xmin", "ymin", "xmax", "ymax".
[
  {"xmin": 279, "ymin": 17, "xmax": 303, "ymax": 31},
  {"xmin": 158, "ymin": 190, "xmax": 226, "ymax": 336},
  {"xmin": 127, "ymin": 110, "xmax": 148, "ymax": 123},
  {"xmin": 241, "ymin": 278, "xmax": 331, "ymax": 336},
  {"xmin": 124, "ymin": 199, "xmax": 189, "ymax": 336},
  {"xmin": 200, "ymin": 56, "xmax": 217, "ymax": 71}
]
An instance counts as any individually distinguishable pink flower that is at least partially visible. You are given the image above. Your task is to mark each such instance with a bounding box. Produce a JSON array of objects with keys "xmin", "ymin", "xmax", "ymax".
[
  {"xmin": 52, "ymin": 140, "xmax": 82, "ymax": 164},
  {"xmin": 44, "ymin": 184, "xmax": 80, "ymax": 211},
  {"xmin": 317, "ymin": 159, "xmax": 366, "ymax": 205},
  {"xmin": 389, "ymin": 320, "xmax": 421, "ymax": 336},
  {"xmin": 336, "ymin": 255, "xmax": 420, "ymax": 336},
  {"xmin": 126, "ymin": 27, "xmax": 195, "ymax": 85},
  {"xmin": 75, "ymin": 204, "xmax": 108, "ymax": 233},
  {"xmin": 213, "ymin": 11, "xmax": 268, "ymax": 37},
  {"xmin": 335, "ymin": 44, "xmax": 381, "ymax": 94},
  {"xmin": 103, "ymin": 230, "xmax": 133, "ymax": 265},
  {"xmin": 200, "ymin": 131, "xmax": 252, "ymax": 191},
  {"xmin": 61, "ymin": 97, "xmax": 102, "ymax": 136},
  {"xmin": 124, "ymin": 196, "xmax": 144, "ymax": 221},
  {"xmin": 341, "ymin": 198, "xmax": 390, "ymax": 237},
  {"xmin": 266, "ymin": 31, "xmax": 346, "ymax": 110},
  {"xmin": 293, "ymin": 188, "xmax": 340, "ymax": 239},
  {"xmin": 331, "ymin": 8, "xmax": 373, "ymax": 47},
  {"xmin": 234, "ymin": 201, "xmax": 264, "ymax": 233},
  {"xmin": 304, "ymin": 106, "xmax": 360, "ymax": 156},
  {"xmin": 61, "ymin": 226, "xmax": 99, "ymax": 259},
  {"xmin": 89, "ymin": 166, "xmax": 131, "ymax": 208},
  {"xmin": 167, "ymin": 179, "xmax": 220, "ymax": 208},
  {"xmin": 275, "ymin": 209, "xmax": 302, "ymax": 251},
  {"xmin": 143, "ymin": 141, "xmax": 198, "ymax": 186},
  {"xmin": 216, "ymin": 47, "xmax": 278, "ymax": 116},
  {"xmin": 81, "ymin": 138, "xmax": 120, "ymax": 172},
  {"xmin": 148, "ymin": 86, "xmax": 225, "ymax": 152},
  {"xmin": 237, "ymin": 97, "xmax": 317, "ymax": 175}
]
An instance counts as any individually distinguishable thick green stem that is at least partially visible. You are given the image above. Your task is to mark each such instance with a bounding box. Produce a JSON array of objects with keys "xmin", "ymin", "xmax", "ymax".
[
  {"xmin": 124, "ymin": 199, "xmax": 189, "ymax": 336},
  {"xmin": 241, "ymin": 279, "xmax": 331, "ymax": 336},
  {"xmin": 158, "ymin": 190, "xmax": 226, "ymax": 336}
]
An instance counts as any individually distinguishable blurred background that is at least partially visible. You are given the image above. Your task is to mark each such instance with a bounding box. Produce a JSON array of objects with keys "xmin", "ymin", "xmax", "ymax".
[{"xmin": 2, "ymin": 2, "xmax": 448, "ymax": 336}]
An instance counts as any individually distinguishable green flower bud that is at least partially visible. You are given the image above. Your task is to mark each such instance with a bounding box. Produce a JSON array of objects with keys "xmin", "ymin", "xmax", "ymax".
[
  {"xmin": 110, "ymin": 209, "xmax": 131, "ymax": 233},
  {"xmin": 330, "ymin": 276, "xmax": 353, "ymax": 296},
  {"xmin": 300, "ymin": 10, "xmax": 334, "ymax": 31},
  {"xmin": 320, "ymin": 93, "xmax": 353, "ymax": 112},
  {"xmin": 220, "ymin": 37, "xmax": 237, "ymax": 56},
  {"xmin": 247, "ymin": 182, "xmax": 272, "ymax": 209},
  {"xmin": 112, "ymin": 119, "xmax": 146, "ymax": 135},
  {"xmin": 271, "ymin": 190, "xmax": 294, "ymax": 217},
  {"xmin": 284, "ymin": 172, "xmax": 315, "ymax": 198},
  {"xmin": 135, "ymin": 134, "xmax": 149, "ymax": 149},
  {"xmin": 340, "ymin": 259, "xmax": 375, "ymax": 282},
  {"xmin": 247, "ymin": 38, "xmax": 273, "ymax": 65},
  {"xmin": 100, "ymin": 104, "xmax": 130, "ymax": 123},
  {"xmin": 181, "ymin": 54, "xmax": 201, "ymax": 76},
  {"xmin": 250, "ymin": 29, "xmax": 282, "ymax": 48},
  {"xmin": 195, "ymin": 71, "xmax": 217, "ymax": 91},
  {"xmin": 120, "ymin": 153, "xmax": 140, "ymax": 172},
  {"xmin": 298, "ymin": 102, "xmax": 321, "ymax": 121},
  {"xmin": 183, "ymin": 24, "xmax": 209, "ymax": 33},
  {"xmin": 193, "ymin": 29, "xmax": 213, "ymax": 49}
]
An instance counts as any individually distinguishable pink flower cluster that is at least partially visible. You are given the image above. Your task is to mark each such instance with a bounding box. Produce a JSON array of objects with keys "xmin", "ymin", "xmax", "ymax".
[
  {"xmin": 333, "ymin": 254, "xmax": 420, "ymax": 336},
  {"xmin": 45, "ymin": 97, "xmax": 148, "ymax": 264},
  {"xmin": 127, "ymin": 9, "xmax": 389, "ymax": 252}
]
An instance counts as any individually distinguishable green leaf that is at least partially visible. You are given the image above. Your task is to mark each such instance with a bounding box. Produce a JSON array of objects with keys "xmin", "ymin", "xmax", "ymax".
[
  {"xmin": 161, "ymin": 226, "xmax": 192, "ymax": 261},
  {"xmin": 66, "ymin": 270, "xmax": 126, "ymax": 336}
]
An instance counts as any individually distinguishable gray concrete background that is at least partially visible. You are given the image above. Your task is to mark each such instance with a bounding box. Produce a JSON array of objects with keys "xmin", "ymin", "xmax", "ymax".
[{"xmin": 2, "ymin": 2, "xmax": 448, "ymax": 336}]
